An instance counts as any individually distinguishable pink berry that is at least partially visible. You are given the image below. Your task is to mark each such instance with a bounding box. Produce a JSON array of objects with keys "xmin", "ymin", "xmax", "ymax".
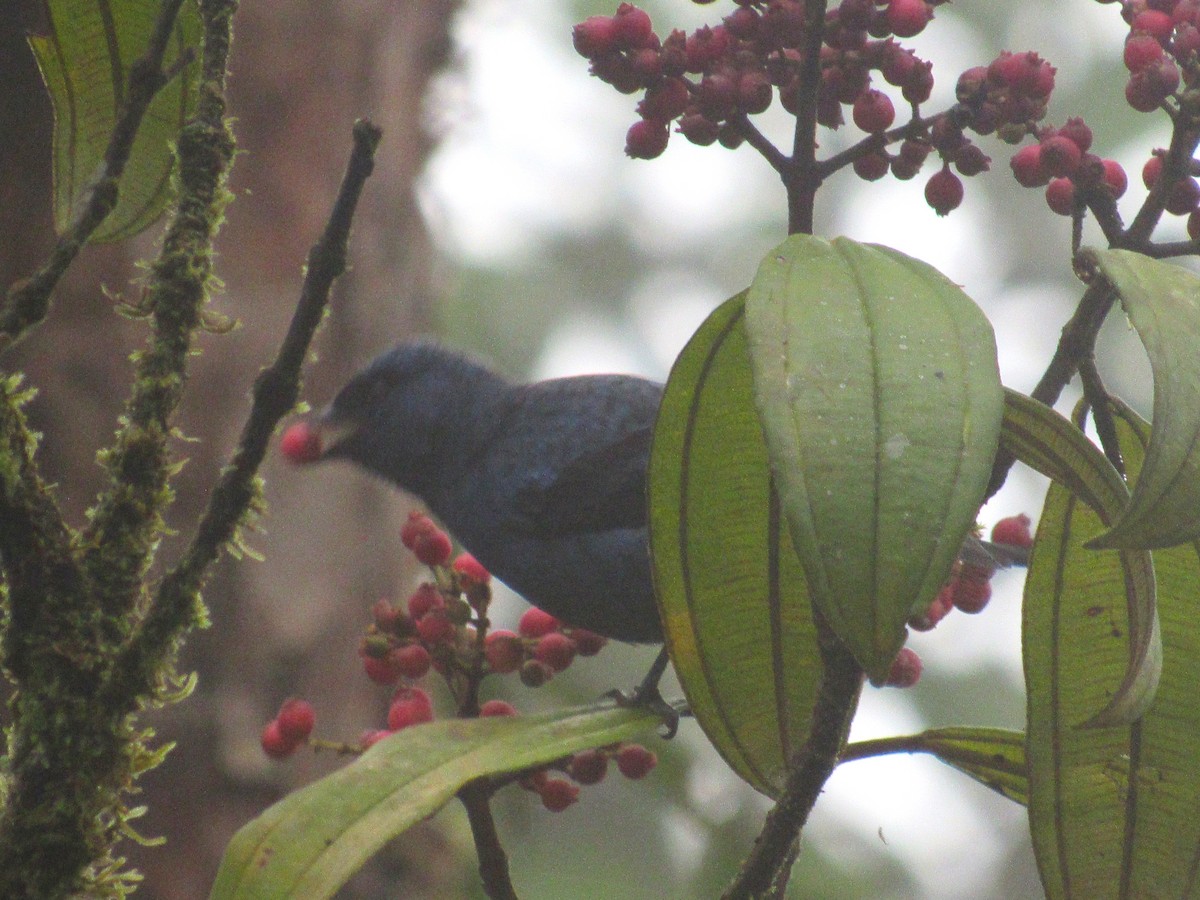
[
  {"xmin": 538, "ymin": 777, "xmax": 581, "ymax": 812},
  {"xmin": 854, "ymin": 151, "xmax": 891, "ymax": 181},
  {"xmin": 908, "ymin": 583, "xmax": 954, "ymax": 631},
  {"xmin": 392, "ymin": 643, "xmax": 432, "ymax": 679},
  {"xmin": 534, "ymin": 633, "xmax": 578, "ymax": 673},
  {"xmin": 1124, "ymin": 33, "xmax": 1165, "ymax": 72},
  {"xmin": 684, "ymin": 25, "xmax": 730, "ymax": 73},
  {"xmin": 480, "ymin": 699, "xmax": 519, "ymax": 717},
  {"xmin": 572, "ymin": 16, "xmax": 617, "ymax": 58},
  {"xmin": 568, "ymin": 749, "xmax": 609, "ymax": 785},
  {"xmin": 885, "ymin": 647, "xmax": 922, "ymax": 688},
  {"xmin": 951, "ymin": 573, "xmax": 993, "ymax": 613},
  {"xmin": 991, "ymin": 513, "xmax": 1033, "ymax": 548},
  {"xmin": 1101, "ymin": 159, "xmax": 1128, "ymax": 198},
  {"xmin": 886, "ymin": 0, "xmax": 931, "ymax": 38},
  {"xmin": 518, "ymin": 608, "xmax": 561, "ymax": 638},
  {"xmin": 279, "ymin": 422, "xmax": 322, "ymax": 464},
  {"xmin": 387, "ymin": 688, "xmax": 434, "ymax": 730},
  {"xmin": 412, "ymin": 528, "xmax": 452, "ymax": 567},
  {"xmin": 401, "ymin": 511, "xmax": 439, "ymax": 551},
  {"xmin": 1010, "ymin": 144, "xmax": 1048, "ymax": 188},
  {"xmin": 1132, "ymin": 10, "xmax": 1174, "ymax": 41},
  {"xmin": 611, "ymin": 3, "xmax": 654, "ymax": 49},
  {"xmin": 1045, "ymin": 177, "xmax": 1076, "ymax": 216},
  {"xmin": 275, "ymin": 698, "xmax": 316, "ymax": 742},
  {"xmin": 625, "ymin": 118, "xmax": 670, "ymax": 159},
  {"xmin": 852, "ymin": 89, "xmax": 896, "ymax": 133},
  {"xmin": 519, "ymin": 659, "xmax": 554, "ymax": 688},
  {"xmin": 678, "ymin": 114, "xmax": 720, "ymax": 146},
  {"xmin": 1143, "ymin": 154, "xmax": 1164, "ymax": 188},
  {"xmin": 1166, "ymin": 177, "xmax": 1200, "ymax": 215},
  {"xmin": 484, "ymin": 630, "xmax": 525, "ymax": 674},
  {"xmin": 407, "ymin": 583, "xmax": 445, "ymax": 620},
  {"xmin": 261, "ymin": 720, "xmax": 299, "ymax": 759},
  {"xmin": 452, "ymin": 552, "xmax": 490, "ymax": 585},
  {"xmin": 615, "ymin": 744, "xmax": 658, "ymax": 780},
  {"xmin": 924, "ymin": 167, "xmax": 964, "ymax": 216},
  {"xmin": 415, "ymin": 608, "xmax": 455, "ymax": 644},
  {"xmin": 362, "ymin": 652, "xmax": 402, "ymax": 686},
  {"xmin": 638, "ymin": 77, "xmax": 690, "ymax": 121},
  {"xmin": 1040, "ymin": 135, "xmax": 1082, "ymax": 177}
]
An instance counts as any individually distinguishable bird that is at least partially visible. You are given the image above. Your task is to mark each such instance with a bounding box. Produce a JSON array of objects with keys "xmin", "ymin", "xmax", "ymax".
[{"xmin": 301, "ymin": 341, "xmax": 666, "ymax": 644}]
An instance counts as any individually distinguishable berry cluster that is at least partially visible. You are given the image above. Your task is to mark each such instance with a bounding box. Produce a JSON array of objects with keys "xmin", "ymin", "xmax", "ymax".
[
  {"xmin": 573, "ymin": 2, "xmax": 940, "ymax": 160},
  {"xmin": 261, "ymin": 509, "xmax": 652, "ymax": 815},
  {"xmin": 882, "ymin": 513, "xmax": 1035, "ymax": 688}
]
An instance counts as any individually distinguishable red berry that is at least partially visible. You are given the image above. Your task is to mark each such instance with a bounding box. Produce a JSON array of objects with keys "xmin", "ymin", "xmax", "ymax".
[
  {"xmin": 372, "ymin": 598, "xmax": 405, "ymax": 632},
  {"xmin": 854, "ymin": 151, "xmax": 891, "ymax": 181},
  {"xmin": 534, "ymin": 633, "xmax": 578, "ymax": 673},
  {"xmin": 615, "ymin": 744, "xmax": 658, "ymax": 780},
  {"xmin": 908, "ymin": 583, "xmax": 954, "ymax": 631},
  {"xmin": 519, "ymin": 608, "xmax": 561, "ymax": 638},
  {"xmin": 886, "ymin": 0, "xmax": 931, "ymax": 38},
  {"xmin": 1166, "ymin": 177, "xmax": 1200, "ymax": 215},
  {"xmin": 684, "ymin": 25, "xmax": 730, "ymax": 73},
  {"xmin": 724, "ymin": 6, "xmax": 759, "ymax": 39},
  {"xmin": 638, "ymin": 77, "xmax": 690, "ymax": 121},
  {"xmin": 362, "ymin": 652, "xmax": 402, "ymax": 686},
  {"xmin": 570, "ymin": 629, "xmax": 608, "ymax": 656},
  {"xmin": 412, "ymin": 528, "xmax": 452, "ymax": 567},
  {"xmin": 1101, "ymin": 159, "xmax": 1128, "ymax": 198},
  {"xmin": 484, "ymin": 630, "xmax": 525, "ymax": 674},
  {"xmin": 1132, "ymin": 10, "xmax": 1174, "ymax": 41},
  {"xmin": 678, "ymin": 114, "xmax": 720, "ymax": 146},
  {"xmin": 885, "ymin": 647, "xmax": 922, "ymax": 688},
  {"xmin": 1040, "ymin": 135, "xmax": 1082, "ymax": 177},
  {"xmin": 1010, "ymin": 144, "xmax": 1048, "ymax": 187},
  {"xmin": 415, "ymin": 608, "xmax": 455, "ymax": 644},
  {"xmin": 401, "ymin": 511, "xmax": 439, "ymax": 551},
  {"xmin": 276, "ymin": 698, "xmax": 316, "ymax": 742},
  {"xmin": 1045, "ymin": 177, "xmax": 1076, "ymax": 216},
  {"xmin": 991, "ymin": 513, "xmax": 1033, "ymax": 548},
  {"xmin": 951, "ymin": 574, "xmax": 993, "ymax": 613},
  {"xmin": 568, "ymin": 749, "xmax": 609, "ymax": 785},
  {"xmin": 625, "ymin": 118, "xmax": 670, "ymax": 159},
  {"xmin": 573, "ymin": 16, "xmax": 617, "ymax": 58},
  {"xmin": 279, "ymin": 422, "xmax": 322, "ymax": 464},
  {"xmin": 407, "ymin": 583, "xmax": 445, "ymax": 620},
  {"xmin": 480, "ymin": 699, "xmax": 518, "ymax": 717},
  {"xmin": 1143, "ymin": 154, "xmax": 1165, "ymax": 188},
  {"xmin": 387, "ymin": 688, "xmax": 434, "ymax": 730},
  {"xmin": 261, "ymin": 720, "xmax": 299, "ymax": 759},
  {"xmin": 737, "ymin": 70, "xmax": 773, "ymax": 115},
  {"xmin": 1124, "ymin": 33, "xmax": 1165, "ymax": 71},
  {"xmin": 611, "ymin": 3, "xmax": 654, "ymax": 49},
  {"xmin": 538, "ymin": 777, "xmax": 581, "ymax": 812},
  {"xmin": 852, "ymin": 89, "xmax": 896, "ymax": 133},
  {"xmin": 952, "ymin": 144, "xmax": 990, "ymax": 177},
  {"xmin": 924, "ymin": 167, "xmax": 964, "ymax": 216},
  {"xmin": 392, "ymin": 643, "xmax": 432, "ymax": 679},
  {"xmin": 452, "ymin": 552, "xmax": 490, "ymax": 585}
]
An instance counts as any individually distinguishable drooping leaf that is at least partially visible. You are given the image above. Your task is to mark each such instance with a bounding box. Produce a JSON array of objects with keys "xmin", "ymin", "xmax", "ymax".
[
  {"xmin": 1025, "ymin": 399, "xmax": 1200, "ymax": 899},
  {"xmin": 1079, "ymin": 250, "xmax": 1200, "ymax": 549},
  {"xmin": 842, "ymin": 727, "xmax": 1028, "ymax": 805},
  {"xmin": 27, "ymin": 0, "xmax": 202, "ymax": 241},
  {"xmin": 743, "ymin": 235, "xmax": 1004, "ymax": 682},
  {"xmin": 210, "ymin": 700, "xmax": 664, "ymax": 900},
  {"xmin": 648, "ymin": 291, "xmax": 826, "ymax": 799},
  {"xmin": 1001, "ymin": 390, "xmax": 1159, "ymax": 726}
]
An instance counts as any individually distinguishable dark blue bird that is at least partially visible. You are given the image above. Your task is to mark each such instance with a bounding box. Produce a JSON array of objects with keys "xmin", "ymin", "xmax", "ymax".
[{"xmin": 308, "ymin": 342, "xmax": 665, "ymax": 644}]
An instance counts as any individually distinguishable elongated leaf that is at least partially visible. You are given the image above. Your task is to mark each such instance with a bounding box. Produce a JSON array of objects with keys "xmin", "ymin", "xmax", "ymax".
[
  {"xmin": 1026, "ymin": 400, "xmax": 1200, "ymax": 899},
  {"xmin": 744, "ymin": 235, "xmax": 1004, "ymax": 682},
  {"xmin": 211, "ymin": 701, "xmax": 664, "ymax": 900},
  {"xmin": 1001, "ymin": 390, "xmax": 1159, "ymax": 726},
  {"xmin": 843, "ymin": 727, "xmax": 1028, "ymax": 805},
  {"xmin": 1081, "ymin": 250, "xmax": 1200, "ymax": 549},
  {"xmin": 648, "ymin": 292, "xmax": 825, "ymax": 798},
  {"xmin": 28, "ymin": 0, "xmax": 202, "ymax": 241}
]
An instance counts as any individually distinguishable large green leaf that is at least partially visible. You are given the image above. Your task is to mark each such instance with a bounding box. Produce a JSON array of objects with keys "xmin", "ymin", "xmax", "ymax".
[
  {"xmin": 743, "ymin": 235, "xmax": 1004, "ymax": 682},
  {"xmin": 28, "ymin": 0, "xmax": 202, "ymax": 241},
  {"xmin": 1001, "ymin": 390, "xmax": 1159, "ymax": 727},
  {"xmin": 1026, "ymin": 400, "xmax": 1200, "ymax": 899},
  {"xmin": 1082, "ymin": 250, "xmax": 1200, "ymax": 549},
  {"xmin": 842, "ymin": 726, "xmax": 1028, "ymax": 805},
  {"xmin": 210, "ymin": 700, "xmax": 664, "ymax": 899},
  {"xmin": 647, "ymin": 291, "xmax": 825, "ymax": 799}
]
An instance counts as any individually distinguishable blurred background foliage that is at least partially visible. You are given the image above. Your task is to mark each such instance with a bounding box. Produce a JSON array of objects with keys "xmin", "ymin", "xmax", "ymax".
[{"xmin": 0, "ymin": 0, "xmax": 1175, "ymax": 896}]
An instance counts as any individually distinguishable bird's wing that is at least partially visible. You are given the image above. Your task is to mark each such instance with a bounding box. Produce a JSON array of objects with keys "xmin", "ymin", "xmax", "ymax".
[{"xmin": 513, "ymin": 424, "xmax": 654, "ymax": 534}]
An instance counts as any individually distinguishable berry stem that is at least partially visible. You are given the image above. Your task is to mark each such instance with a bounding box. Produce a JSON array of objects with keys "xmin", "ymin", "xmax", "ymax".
[
  {"xmin": 785, "ymin": 0, "xmax": 831, "ymax": 236},
  {"xmin": 723, "ymin": 615, "xmax": 863, "ymax": 899},
  {"xmin": 458, "ymin": 781, "xmax": 517, "ymax": 900},
  {"xmin": 1122, "ymin": 122, "xmax": 1200, "ymax": 248}
]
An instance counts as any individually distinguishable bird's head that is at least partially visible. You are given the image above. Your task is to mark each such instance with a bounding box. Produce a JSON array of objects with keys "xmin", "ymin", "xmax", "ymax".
[{"xmin": 279, "ymin": 342, "xmax": 508, "ymax": 493}]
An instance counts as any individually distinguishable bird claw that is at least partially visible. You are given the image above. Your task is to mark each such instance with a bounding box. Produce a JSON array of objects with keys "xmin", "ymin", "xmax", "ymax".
[{"xmin": 607, "ymin": 684, "xmax": 689, "ymax": 738}]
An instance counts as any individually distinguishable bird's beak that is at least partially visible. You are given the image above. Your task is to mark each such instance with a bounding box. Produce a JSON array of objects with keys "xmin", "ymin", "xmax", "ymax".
[{"xmin": 311, "ymin": 407, "xmax": 360, "ymax": 459}]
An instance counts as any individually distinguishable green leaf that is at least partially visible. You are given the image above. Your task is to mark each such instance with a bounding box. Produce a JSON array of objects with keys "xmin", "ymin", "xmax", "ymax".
[
  {"xmin": 843, "ymin": 727, "xmax": 1028, "ymax": 805},
  {"xmin": 1082, "ymin": 250, "xmax": 1200, "ymax": 549},
  {"xmin": 647, "ymin": 291, "xmax": 825, "ymax": 799},
  {"xmin": 27, "ymin": 0, "xmax": 202, "ymax": 241},
  {"xmin": 1001, "ymin": 390, "xmax": 1159, "ymax": 727},
  {"xmin": 1026, "ymin": 400, "xmax": 1200, "ymax": 899},
  {"xmin": 743, "ymin": 235, "xmax": 1004, "ymax": 682},
  {"xmin": 210, "ymin": 701, "xmax": 663, "ymax": 900}
]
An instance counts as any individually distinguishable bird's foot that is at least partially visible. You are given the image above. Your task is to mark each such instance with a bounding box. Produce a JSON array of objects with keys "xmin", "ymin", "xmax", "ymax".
[{"xmin": 606, "ymin": 647, "xmax": 691, "ymax": 738}]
